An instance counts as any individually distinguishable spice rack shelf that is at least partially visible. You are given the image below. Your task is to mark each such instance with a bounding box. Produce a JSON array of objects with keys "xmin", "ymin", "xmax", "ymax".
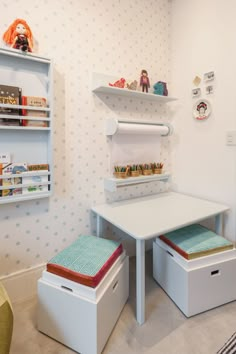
[
  {"xmin": 104, "ymin": 173, "xmax": 170, "ymax": 192},
  {"xmin": 0, "ymin": 48, "xmax": 53, "ymax": 204}
]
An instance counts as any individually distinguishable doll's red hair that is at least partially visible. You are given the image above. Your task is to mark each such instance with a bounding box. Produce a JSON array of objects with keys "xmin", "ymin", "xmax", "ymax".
[{"xmin": 3, "ymin": 19, "xmax": 33, "ymax": 46}]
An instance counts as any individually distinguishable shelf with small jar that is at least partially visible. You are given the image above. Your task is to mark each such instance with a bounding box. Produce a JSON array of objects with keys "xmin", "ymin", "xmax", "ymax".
[{"xmin": 105, "ymin": 162, "xmax": 169, "ymax": 192}]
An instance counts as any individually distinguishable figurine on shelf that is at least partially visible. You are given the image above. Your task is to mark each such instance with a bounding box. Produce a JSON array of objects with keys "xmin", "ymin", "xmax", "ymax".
[
  {"xmin": 153, "ymin": 81, "xmax": 168, "ymax": 96},
  {"xmin": 109, "ymin": 78, "xmax": 126, "ymax": 88},
  {"xmin": 140, "ymin": 69, "xmax": 150, "ymax": 93},
  {"xmin": 2, "ymin": 19, "xmax": 33, "ymax": 52},
  {"xmin": 126, "ymin": 80, "xmax": 138, "ymax": 91}
]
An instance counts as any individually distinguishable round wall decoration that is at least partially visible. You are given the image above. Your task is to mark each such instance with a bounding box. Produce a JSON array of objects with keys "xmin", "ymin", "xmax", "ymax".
[{"xmin": 193, "ymin": 99, "xmax": 211, "ymax": 120}]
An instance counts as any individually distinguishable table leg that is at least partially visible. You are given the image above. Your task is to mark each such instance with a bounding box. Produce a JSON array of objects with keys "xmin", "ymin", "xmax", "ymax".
[
  {"xmin": 215, "ymin": 214, "xmax": 223, "ymax": 236},
  {"xmin": 96, "ymin": 215, "xmax": 103, "ymax": 237},
  {"xmin": 136, "ymin": 239, "xmax": 145, "ymax": 325}
]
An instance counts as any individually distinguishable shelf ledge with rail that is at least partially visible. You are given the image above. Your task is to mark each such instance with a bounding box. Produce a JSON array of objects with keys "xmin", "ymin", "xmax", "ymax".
[{"xmin": 104, "ymin": 173, "xmax": 170, "ymax": 192}]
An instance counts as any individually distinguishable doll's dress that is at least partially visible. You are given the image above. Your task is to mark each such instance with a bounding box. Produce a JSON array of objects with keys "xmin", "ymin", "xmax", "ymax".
[{"xmin": 13, "ymin": 35, "xmax": 32, "ymax": 52}]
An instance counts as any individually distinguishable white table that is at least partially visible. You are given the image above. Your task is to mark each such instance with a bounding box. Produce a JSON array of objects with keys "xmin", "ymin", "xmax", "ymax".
[{"xmin": 92, "ymin": 192, "xmax": 229, "ymax": 325}]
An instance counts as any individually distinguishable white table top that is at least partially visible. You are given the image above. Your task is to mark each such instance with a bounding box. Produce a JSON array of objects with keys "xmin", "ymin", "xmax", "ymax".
[{"xmin": 92, "ymin": 192, "xmax": 229, "ymax": 240}]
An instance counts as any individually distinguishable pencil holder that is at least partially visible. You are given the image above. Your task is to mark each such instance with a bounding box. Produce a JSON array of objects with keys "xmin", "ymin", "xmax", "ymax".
[
  {"xmin": 142, "ymin": 169, "xmax": 152, "ymax": 176},
  {"xmin": 153, "ymin": 168, "xmax": 162, "ymax": 174},
  {"xmin": 130, "ymin": 170, "xmax": 140, "ymax": 177},
  {"xmin": 114, "ymin": 172, "xmax": 127, "ymax": 179}
]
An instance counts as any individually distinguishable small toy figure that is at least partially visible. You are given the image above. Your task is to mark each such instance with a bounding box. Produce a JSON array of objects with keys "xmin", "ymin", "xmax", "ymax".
[
  {"xmin": 126, "ymin": 80, "xmax": 138, "ymax": 90},
  {"xmin": 109, "ymin": 78, "xmax": 126, "ymax": 88},
  {"xmin": 153, "ymin": 81, "xmax": 168, "ymax": 96},
  {"xmin": 140, "ymin": 70, "xmax": 150, "ymax": 93},
  {"xmin": 2, "ymin": 19, "xmax": 33, "ymax": 52}
]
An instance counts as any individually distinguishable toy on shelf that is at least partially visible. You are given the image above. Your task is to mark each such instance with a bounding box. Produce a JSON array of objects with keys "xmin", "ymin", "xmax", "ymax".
[
  {"xmin": 2, "ymin": 19, "xmax": 33, "ymax": 52},
  {"xmin": 126, "ymin": 80, "xmax": 138, "ymax": 91},
  {"xmin": 140, "ymin": 70, "xmax": 150, "ymax": 93},
  {"xmin": 109, "ymin": 78, "xmax": 126, "ymax": 88},
  {"xmin": 153, "ymin": 81, "xmax": 168, "ymax": 96}
]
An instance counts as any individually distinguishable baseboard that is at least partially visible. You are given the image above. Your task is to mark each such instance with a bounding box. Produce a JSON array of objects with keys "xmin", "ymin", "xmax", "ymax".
[{"xmin": 0, "ymin": 263, "xmax": 46, "ymax": 304}]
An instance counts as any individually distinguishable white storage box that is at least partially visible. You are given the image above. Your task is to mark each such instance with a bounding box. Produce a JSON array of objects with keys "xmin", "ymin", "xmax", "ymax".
[
  {"xmin": 38, "ymin": 252, "xmax": 129, "ymax": 354},
  {"xmin": 153, "ymin": 238, "xmax": 236, "ymax": 317}
]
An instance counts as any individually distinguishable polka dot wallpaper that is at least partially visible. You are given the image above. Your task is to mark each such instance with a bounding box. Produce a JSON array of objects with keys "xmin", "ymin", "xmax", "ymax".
[{"xmin": 0, "ymin": 0, "xmax": 171, "ymax": 276}]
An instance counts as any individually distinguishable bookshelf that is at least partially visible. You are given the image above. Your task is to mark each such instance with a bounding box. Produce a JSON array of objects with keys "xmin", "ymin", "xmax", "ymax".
[{"xmin": 0, "ymin": 48, "xmax": 53, "ymax": 204}]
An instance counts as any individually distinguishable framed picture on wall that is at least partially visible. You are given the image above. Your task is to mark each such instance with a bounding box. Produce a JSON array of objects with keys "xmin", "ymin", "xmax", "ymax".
[{"xmin": 193, "ymin": 99, "xmax": 211, "ymax": 120}]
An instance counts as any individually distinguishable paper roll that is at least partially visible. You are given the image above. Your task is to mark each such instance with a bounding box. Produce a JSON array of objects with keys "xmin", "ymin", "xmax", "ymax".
[{"xmin": 116, "ymin": 123, "xmax": 169, "ymax": 135}]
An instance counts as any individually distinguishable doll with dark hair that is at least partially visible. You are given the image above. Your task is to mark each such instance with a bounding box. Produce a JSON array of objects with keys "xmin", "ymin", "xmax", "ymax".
[
  {"xmin": 140, "ymin": 69, "xmax": 150, "ymax": 93},
  {"xmin": 3, "ymin": 19, "xmax": 33, "ymax": 52}
]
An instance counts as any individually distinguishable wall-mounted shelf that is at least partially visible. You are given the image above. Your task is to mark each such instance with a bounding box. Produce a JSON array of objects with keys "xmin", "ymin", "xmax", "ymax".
[
  {"xmin": 104, "ymin": 173, "xmax": 170, "ymax": 192},
  {"xmin": 0, "ymin": 47, "xmax": 53, "ymax": 204},
  {"xmin": 92, "ymin": 73, "xmax": 177, "ymax": 102}
]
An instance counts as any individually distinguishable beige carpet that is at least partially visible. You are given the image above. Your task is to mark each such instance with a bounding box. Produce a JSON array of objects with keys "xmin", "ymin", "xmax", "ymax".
[{"xmin": 10, "ymin": 252, "xmax": 236, "ymax": 354}]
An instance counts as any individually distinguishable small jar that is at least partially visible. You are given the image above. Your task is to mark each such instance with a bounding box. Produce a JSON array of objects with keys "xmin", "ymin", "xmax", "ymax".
[{"xmin": 153, "ymin": 168, "xmax": 162, "ymax": 174}]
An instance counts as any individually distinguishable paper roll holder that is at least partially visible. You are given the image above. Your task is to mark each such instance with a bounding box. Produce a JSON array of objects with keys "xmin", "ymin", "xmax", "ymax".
[{"xmin": 105, "ymin": 117, "xmax": 173, "ymax": 136}]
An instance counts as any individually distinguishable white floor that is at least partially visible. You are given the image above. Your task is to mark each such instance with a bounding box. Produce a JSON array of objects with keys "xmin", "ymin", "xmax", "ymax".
[{"xmin": 10, "ymin": 252, "xmax": 236, "ymax": 354}]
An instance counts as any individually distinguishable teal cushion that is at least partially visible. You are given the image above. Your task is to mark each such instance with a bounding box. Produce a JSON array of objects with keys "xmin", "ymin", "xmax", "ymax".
[
  {"xmin": 47, "ymin": 235, "xmax": 123, "ymax": 287},
  {"xmin": 159, "ymin": 224, "xmax": 233, "ymax": 259}
]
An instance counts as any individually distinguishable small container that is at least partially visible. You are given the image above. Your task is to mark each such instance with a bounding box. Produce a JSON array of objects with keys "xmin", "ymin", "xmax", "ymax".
[
  {"xmin": 153, "ymin": 168, "xmax": 162, "ymax": 174},
  {"xmin": 130, "ymin": 170, "xmax": 140, "ymax": 177},
  {"xmin": 142, "ymin": 169, "xmax": 152, "ymax": 176},
  {"xmin": 114, "ymin": 172, "xmax": 127, "ymax": 179}
]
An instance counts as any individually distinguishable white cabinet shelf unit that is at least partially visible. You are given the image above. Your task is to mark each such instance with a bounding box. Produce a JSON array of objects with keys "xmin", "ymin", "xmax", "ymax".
[
  {"xmin": 0, "ymin": 48, "xmax": 53, "ymax": 204},
  {"xmin": 92, "ymin": 72, "xmax": 177, "ymax": 102}
]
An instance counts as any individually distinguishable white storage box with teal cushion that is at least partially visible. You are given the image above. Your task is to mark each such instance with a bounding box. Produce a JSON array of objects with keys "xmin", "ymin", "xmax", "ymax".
[
  {"xmin": 37, "ymin": 235, "xmax": 129, "ymax": 354},
  {"xmin": 153, "ymin": 224, "xmax": 236, "ymax": 317}
]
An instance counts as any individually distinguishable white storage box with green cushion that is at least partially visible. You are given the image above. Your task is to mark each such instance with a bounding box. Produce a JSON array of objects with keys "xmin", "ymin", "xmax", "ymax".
[
  {"xmin": 37, "ymin": 235, "xmax": 129, "ymax": 354},
  {"xmin": 153, "ymin": 225, "xmax": 236, "ymax": 317}
]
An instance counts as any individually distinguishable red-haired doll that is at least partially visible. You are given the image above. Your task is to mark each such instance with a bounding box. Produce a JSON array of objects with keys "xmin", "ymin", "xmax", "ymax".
[{"xmin": 2, "ymin": 19, "xmax": 33, "ymax": 52}]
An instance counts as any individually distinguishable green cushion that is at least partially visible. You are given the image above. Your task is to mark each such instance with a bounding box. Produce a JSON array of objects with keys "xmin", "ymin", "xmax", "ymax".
[
  {"xmin": 47, "ymin": 235, "xmax": 123, "ymax": 287},
  {"xmin": 0, "ymin": 283, "xmax": 13, "ymax": 354},
  {"xmin": 159, "ymin": 224, "xmax": 233, "ymax": 259}
]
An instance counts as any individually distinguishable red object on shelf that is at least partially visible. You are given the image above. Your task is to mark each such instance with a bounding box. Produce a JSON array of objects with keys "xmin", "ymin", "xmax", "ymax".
[{"xmin": 109, "ymin": 78, "xmax": 126, "ymax": 88}]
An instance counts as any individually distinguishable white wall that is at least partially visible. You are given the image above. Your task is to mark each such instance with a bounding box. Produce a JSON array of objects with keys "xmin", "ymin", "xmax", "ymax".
[
  {"xmin": 170, "ymin": 0, "xmax": 236, "ymax": 241},
  {"xmin": 0, "ymin": 0, "xmax": 171, "ymax": 281}
]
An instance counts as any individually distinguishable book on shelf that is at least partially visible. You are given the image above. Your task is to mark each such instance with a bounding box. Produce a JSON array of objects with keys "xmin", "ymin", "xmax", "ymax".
[
  {"xmin": 0, "ymin": 152, "xmax": 11, "ymax": 164},
  {"xmin": 22, "ymin": 169, "xmax": 49, "ymax": 194},
  {"xmin": 21, "ymin": 96, "xmax": 48, "ymax": 127},
  {"xmin": 0, "ymin": 162, "xmax": 27, "ymax": 197},
  {"xmin": 27, "ymin": 163, "xmax": 49, "ymax": 171},
  {"xmin": 0, "ymin": 84, "xmax": 22, "ymax": 126}
]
